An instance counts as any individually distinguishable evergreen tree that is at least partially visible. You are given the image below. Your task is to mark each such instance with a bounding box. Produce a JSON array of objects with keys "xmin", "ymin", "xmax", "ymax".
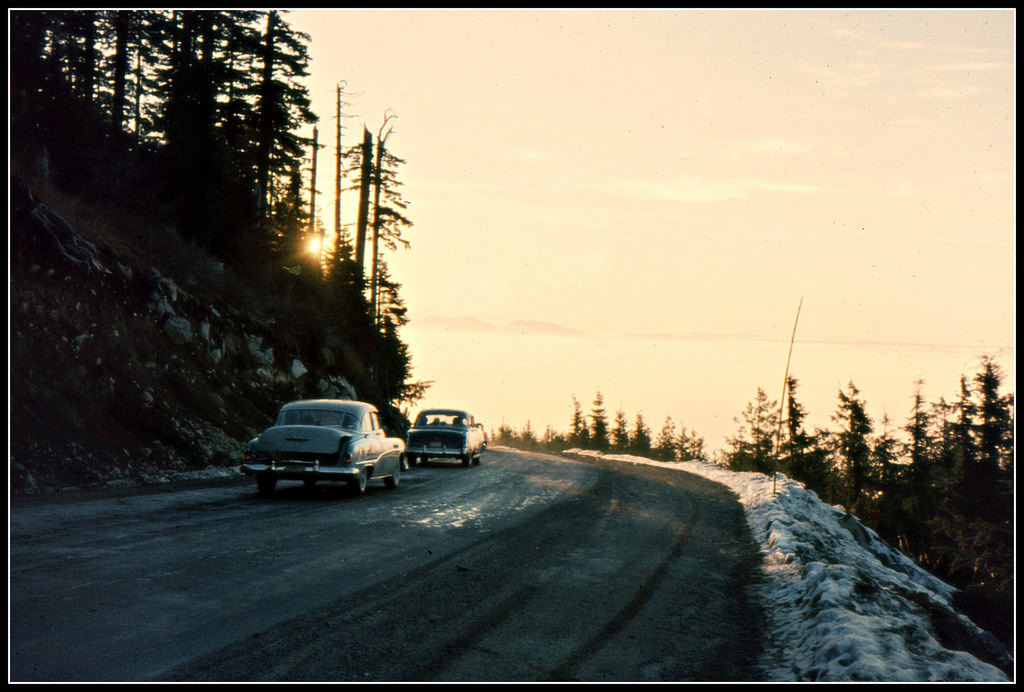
[
  {"xmin": 569, "ymin": 396, "xmax": 589, "ymax": 448},
  {"xmin": 725, "ymin": 387, "xmax": 779, "ymax": 474},
  {"xmin": 517, "ymin": 421, "xmax": 538, "ymax": 451},
  {"xmin": 653, "ymin": 416, "xmax": 677, "ymax": 461},
  {"xmin": 589, "ymin": 392, "xmax": 610, "ymax": 452},
  {"xmin": 781, "ymin": 377, "xmax": 830, "ymax": 494},
  {"xmin": 495, "ymin": 421, "xmax": 515, "ymax": 447},
  {"xmin": 869, "ymin": 414, "xmax": 913, "ymax": 557},
  {"xmin": 369, "ymin": 115, "xmax": 413, "ymax": 324},
  {"xmin": 251, "ymin": 11, "xmax": 317, "ymax": 233},
  {"xmin": 831, "ymin": 382, "xmax": 873, "ymax": 515},
  {"xmin": 373, "ymin": 261, "xmax": 414, "ymax": 406},
  {"xmin": 542, "ymin": 425, "xmax": 566, "ymax": 451},
  {"xmin": 931, "ymin": 376, "xmax": 980, "ymax": 582},
  {"xmin": 611, "ymin": 409, "xmax": 630, "ymax": 452},
  {"xmin": 973, "ymin": 357, "xmax": 1012, "ymax": 490},
  {"xmin": 952, "ymin": 375, "xmax": 979, "ymax": 487},
  {"xmin": 629, "ymin": 413, "xmax": 652, "ymax": 457},
  {"xmin": 901, "ymin": 381, "xmax": 936, "ymax": 565},
  {"xmin": 927, "ymin": 358, "xmax": 1014, "ymax": 643},
  {"xmin": 676, "ymin": 422, "xmax": 707, "ymax": 462},
  {"xmin": 968, "ymin": 358, "xmax": 1014, "ymax": 587}
]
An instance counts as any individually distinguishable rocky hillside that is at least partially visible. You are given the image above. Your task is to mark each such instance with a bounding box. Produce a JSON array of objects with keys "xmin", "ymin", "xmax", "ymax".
[{"xmin": 10, "ymin": 178, "xmax": 379, "ymax": 494}]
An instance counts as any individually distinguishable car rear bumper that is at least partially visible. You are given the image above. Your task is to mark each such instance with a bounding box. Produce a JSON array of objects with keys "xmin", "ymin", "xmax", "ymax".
[
  {"xmin": 240, "ymin": 462, "xmax": 361, "ymax": 481},
  {"xmin": 405, "ymin": 444, "xmax": 469, "ymax": 458}
]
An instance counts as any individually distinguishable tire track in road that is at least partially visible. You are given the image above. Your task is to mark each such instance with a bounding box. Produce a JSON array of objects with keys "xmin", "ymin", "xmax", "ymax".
[
  {"xmin": 544, "ymin": 472, "xmax": 700, "ymax": 681},
  {"xmin": 409, "ymin": 467, "xmax": 690, "ymax": 682},
  {"xmin": 156, "ymin": 453, "xmax": 764, "ymax": 682}
]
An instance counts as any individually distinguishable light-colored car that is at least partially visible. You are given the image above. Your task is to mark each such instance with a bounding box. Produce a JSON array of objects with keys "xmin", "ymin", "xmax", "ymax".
[
  {"xmin": 241, "ymin": 399, "xmax": 404, "ymax": 496},
  {"xmin": 405, "ymin": 408, "xmax": 486, "ymax": 467}
]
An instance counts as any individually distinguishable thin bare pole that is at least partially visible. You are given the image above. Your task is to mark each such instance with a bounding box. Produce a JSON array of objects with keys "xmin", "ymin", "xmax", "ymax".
[
  {"xmin": 334, "ymin": 82, "xmax": 344, "ymax": 253},
  {"xmin": 308, "ymin": 125, "xmax": 320, "ymax": 275},
  {"xmin": 308, "ymin": 125, "xmax": 318, "ymax": 237},
  {"xmin": 773, "ymin": 297, "xmax": 803, "ymax": 494}
]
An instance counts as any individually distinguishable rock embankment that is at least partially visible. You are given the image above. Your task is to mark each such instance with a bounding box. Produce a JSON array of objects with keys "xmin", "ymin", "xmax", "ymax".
[{"xmin": 10, "ymin": 179, "xmax": 359, "ymax": 493}]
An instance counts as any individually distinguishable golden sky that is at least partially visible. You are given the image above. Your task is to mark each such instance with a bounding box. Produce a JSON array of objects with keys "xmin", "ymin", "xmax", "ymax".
[{"xmin": 287, "ymin": 9, "xmax": 1014, "ymax": 444}]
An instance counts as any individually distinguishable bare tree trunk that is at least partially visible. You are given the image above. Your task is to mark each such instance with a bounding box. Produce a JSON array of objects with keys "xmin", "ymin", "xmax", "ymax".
[
  {"xmin": 370, "ymin": 113, "xmax": 396, "ymax": 325},
  {"xmin": 309, "ymin": 125, "xmax": 319, "ymax": 274},
  {"xmin": 256, "ymin": 10, "xmax": 277, "ymax": 222},
  {"xmin": 111, "ymin": 11, "xmax": 131, "ymax": 133},
  {"xmin": 308, "ymin": 125, "xmax": 318, "ymax": 236},
  {"xmin": 354, "ymin": 127, "xmax": 372, "ymax": 274},
  {"xmin": 334, "ymin": 84, "xmax": 342, "ymax": 260}
]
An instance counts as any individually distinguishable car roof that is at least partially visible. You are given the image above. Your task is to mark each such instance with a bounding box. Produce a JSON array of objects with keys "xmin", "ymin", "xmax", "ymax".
[
  {"xmin": 419, "ymin": 408, "xmax": 471, "ymax": 416},
  {"xmin": 280, "ymin": 399, "xmax": 375, "ymax": 414}
]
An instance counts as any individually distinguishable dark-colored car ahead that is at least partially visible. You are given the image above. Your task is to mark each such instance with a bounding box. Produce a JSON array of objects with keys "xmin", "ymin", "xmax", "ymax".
[{"xmin": 405, "ymin": 408, "xmax": 485, "ymax": 467}]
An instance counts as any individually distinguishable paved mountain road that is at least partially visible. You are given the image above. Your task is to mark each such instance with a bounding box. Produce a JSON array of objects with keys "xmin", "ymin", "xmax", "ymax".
[{"xmin": 10, "ymin": 449, "xmax": 766, "ymax": 682}]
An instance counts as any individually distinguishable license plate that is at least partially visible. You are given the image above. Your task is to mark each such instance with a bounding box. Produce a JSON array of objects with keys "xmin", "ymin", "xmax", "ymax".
[{"xmin": 428, "ymin": 441, "xmax": 443, "ymax": 448}]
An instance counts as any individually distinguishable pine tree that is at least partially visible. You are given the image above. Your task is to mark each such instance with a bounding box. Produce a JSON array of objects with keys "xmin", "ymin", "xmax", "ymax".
[
  {"xmin": 781, "ymin": 377, "xmax": 830, "ymax": 494},
  {"xmin": 869, "ymin": 414, "xmax": 913, "ymax": 556},
  {"xmin": 629, "ymin": 413, "xmax": 651, "ymax": 457},
  {"xmin": 653, "ymin": 416, "xmax": 677, "ymax": 461},
  {"xmin": 369, "ymin": 114, "xmax": 413, "ymax": 324},
  {"xmin": 589, "ymin": 392, "xmax": 610, "ymax": 452},
  {"xmin": 611, "ymin": 410, "xmax": 630, "ymax": 452},
  {"xmin": 676, "ymin": 422, "xmax": 706, "ymax": 462},
  {"xmin": 969, "ymin": 357, "xmax": 1014, "ymax": 588},
  {"xmin": 901, "ymin": 381, "xmax": 936, "ymax": 565},
  {"xmin": 518, "ymin": 421, "xmax": 538, "ymax": 451},
  {"xmin": 725, "ymin": 387, "xmax": 779, "ymax": 474},
  {"xmin": 372, "ymin": 261, "xmax": 415, "ymax": 406},
  {"xmin": 832, "ymin": 381, "xmax": 873, "ymax": 515},
  {"xmin": 973, "ymin": 357, "xmax": 1012, "ymax": 491},
  {"xmin": 542, "ymin": 425, "xmax": 565, "ymax": 451},
  {"xmin": 569, "ymin": 396, "xmax": 589, "ymax": 449}
]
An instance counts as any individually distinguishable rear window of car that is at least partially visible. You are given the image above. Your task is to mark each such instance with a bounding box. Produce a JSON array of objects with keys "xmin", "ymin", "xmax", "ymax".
[
  {"xmin": 277, "ymin": 409, "xmax": 358, "ymax": 429},
  {"xmin": 416, "ymin": 413, "xmax": 468, "ymax": 428}
]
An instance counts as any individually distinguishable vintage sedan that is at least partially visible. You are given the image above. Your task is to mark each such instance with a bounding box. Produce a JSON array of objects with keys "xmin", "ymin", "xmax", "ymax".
[
  {"xmin": 241, "ymin": 399, "xmax": 404, "ymax": 496},
  {"xmin": 405, "ymin": 408, "xmax": 486, "ymax": 467}
]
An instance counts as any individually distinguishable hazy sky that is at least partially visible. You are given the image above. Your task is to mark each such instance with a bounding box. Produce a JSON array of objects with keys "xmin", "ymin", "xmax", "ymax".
[{"xmin": 285, "ymin": 9, "xmax": 1014, "ymax": 446}]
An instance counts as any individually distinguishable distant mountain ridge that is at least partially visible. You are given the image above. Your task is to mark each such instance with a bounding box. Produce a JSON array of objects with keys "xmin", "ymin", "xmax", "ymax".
[{"xmin": 411, "ymin": 315, "xmax": 585, "ymax": 337}]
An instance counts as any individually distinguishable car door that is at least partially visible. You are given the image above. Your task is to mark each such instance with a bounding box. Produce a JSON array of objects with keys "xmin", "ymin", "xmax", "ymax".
[{"xmin": 361, "ymin": 410, "xmax": 385, "ymax": 465}]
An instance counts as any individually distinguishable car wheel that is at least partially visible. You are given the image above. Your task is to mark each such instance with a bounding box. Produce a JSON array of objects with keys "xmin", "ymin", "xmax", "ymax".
[
  {"xmin": 349, "ymin": 468, "xmax": 368, "ymax": 495},
  {"xmin": 462, "ymin": 453, "xmax": 472, "ymax": 467},
  {"xmin": 256, "ymin": 473, "xmax": 277, "ymax": 496},
  {"xmin": 384, "ymin": 471, "xmax": 400, "ymax": 490}
]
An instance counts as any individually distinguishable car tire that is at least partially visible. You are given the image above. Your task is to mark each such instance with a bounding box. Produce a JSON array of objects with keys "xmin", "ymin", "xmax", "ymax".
[
  {"xmin": 384, "ymin": 471, "xmax": 399, "ymax": 490},
  {"xmin": 256, "ymin": 473, "xmax": 277, "ymax": 496},
  {"xmin": 462, "ymin": 453, "xmax": 472, "ymax": 467},
  {"xmin": 349, "ymin": 468, "xmax": 368, "ymax": 495}
]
